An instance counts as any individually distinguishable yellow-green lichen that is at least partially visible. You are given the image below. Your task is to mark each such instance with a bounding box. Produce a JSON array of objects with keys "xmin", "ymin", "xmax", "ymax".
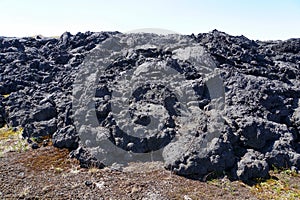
[
  {"xmin": 2, "ymin": 94, "xmax": 10, "ymax": 98},
  {"xmin": 0, "ymin": 126, "xmax": 28, "ymax": 156}
]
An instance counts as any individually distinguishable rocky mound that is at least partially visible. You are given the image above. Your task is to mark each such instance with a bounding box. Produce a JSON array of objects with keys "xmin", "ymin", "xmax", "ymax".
[{"xmin": 0, "ymin": 30, "xmax": 299, "ymax": 183}]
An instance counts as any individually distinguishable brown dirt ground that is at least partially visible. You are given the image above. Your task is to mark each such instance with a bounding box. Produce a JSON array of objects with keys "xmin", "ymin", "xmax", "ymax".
[{"xmin": 0, "ymin": 133, "xmax": 299, "ymax": 199}]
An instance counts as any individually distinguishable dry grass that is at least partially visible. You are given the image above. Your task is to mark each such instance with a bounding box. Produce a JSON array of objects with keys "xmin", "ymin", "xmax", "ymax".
[
  {"xmin": 0, "ymin": 126, "xmax": 28, "ymax": 156},
  {"xmin": 0, "ymin": 125, "xmax": 22, "ymax": 139},
  {"xmin": 0, "ymin": 125, "xmax": 300, "ymax": 199},
  {"xmin": 251, "ymin": 170, "xmax": 300, "ymax": 200},
  {"xmin": 19, "ymin": 145, "xmax": 78, "ymax": 171},
  {"xmin": 2, "ymin": 94, "xmax": 9, "ymax": 98}
]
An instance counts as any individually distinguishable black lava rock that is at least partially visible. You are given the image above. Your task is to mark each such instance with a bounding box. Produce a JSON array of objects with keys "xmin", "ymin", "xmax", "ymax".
[
  {"xmin": 0, "ymin": 30, "xmax": 299, "ymax": 183},
  {"xmin": 31, "ymin": 143, "xmax": 39, "ymax": 149},
  {"xmin": 52, "ymin": 125, "xmax": 78, "ymax": 149}
]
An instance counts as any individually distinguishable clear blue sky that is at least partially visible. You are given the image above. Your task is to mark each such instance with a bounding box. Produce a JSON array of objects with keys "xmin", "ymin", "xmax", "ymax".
[{"xmin": 0, "ymin": 0, "xmax": 299, "ymax": 40}]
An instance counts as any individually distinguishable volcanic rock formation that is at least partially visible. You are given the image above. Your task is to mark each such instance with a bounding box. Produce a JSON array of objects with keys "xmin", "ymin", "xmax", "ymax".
[{"xmin": 0, "ymin": 30, "xmax": 299, "ymax": 183}]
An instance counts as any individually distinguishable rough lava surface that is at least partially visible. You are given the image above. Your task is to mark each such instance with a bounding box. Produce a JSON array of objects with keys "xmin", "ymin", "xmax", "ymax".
[{"xmin": 0, "ymin": 30, "xmax": 299, "ymax": 183}]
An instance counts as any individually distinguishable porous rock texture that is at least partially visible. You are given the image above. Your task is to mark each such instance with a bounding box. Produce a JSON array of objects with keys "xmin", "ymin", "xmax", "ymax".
[{"xmin": 0, "ymin": 30, "xmax": 299, "ymax": 183}]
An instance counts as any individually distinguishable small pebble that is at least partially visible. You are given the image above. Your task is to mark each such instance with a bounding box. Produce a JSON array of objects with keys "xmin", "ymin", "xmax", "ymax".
[
  {"xmin": 85, "ymin": 181, "xmax": 93, "ymax": 186},
  {"xmin": 42, "ymin": 139, "xmax": 49, "ymax": 147},
  {"xmin": 31, "ymin": 143, "xmax": 39, "ymax": 149}
]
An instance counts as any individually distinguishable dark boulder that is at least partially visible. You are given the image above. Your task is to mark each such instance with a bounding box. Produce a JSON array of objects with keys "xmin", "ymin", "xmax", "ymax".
[
  {"xmin": 31, "ymin": 102, "xmax": 57, "ymax": 122},
  {"xmin": 52, "ymin": 125, "xmax": 78, "ymax": 149},
  {"xmin": 23, "ymin": 119, "xmax": 57, "ymax": 138},
  {"xmin": 235, "ymin": 150, "xmax": 270, "ymax": 183},
  {"xmin": 70, "ymin": 146, "xmax": 104, "ymax": 168}
]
